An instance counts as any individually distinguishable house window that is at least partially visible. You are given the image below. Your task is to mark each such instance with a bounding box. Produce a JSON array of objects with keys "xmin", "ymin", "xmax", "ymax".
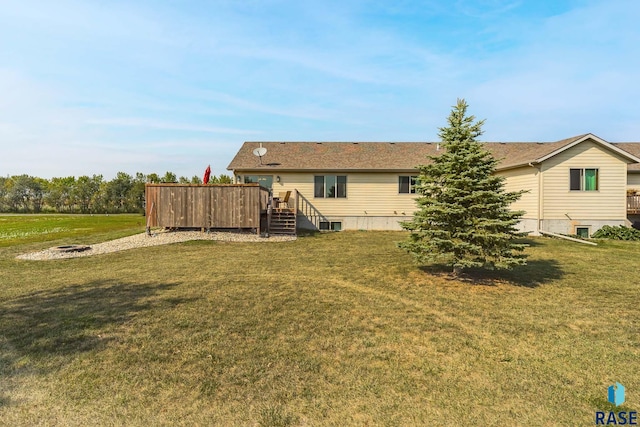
[
  {"xmin": 244, "ymin": 175, "xmax": 273, "ymax": 189},
  {"xmin": 319, "ymin": 221, "xmax": 342, "ymax": 231},
  {"xmin": 399, "ymin": 176, "xmax": 418, "ymax": 194},
  {"xmin": 575, "ymin": 227, "xmax": 590, "ymax": 238},
  {"xmin": 314, "ymin": 176, "xmax": 346, "ymax": 198},
  {"xmin": 569, "ymin": 168, "xmax": 598, "ymax": 191}
]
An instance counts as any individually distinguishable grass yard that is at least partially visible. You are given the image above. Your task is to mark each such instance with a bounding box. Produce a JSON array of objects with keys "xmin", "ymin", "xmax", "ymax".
[
  {"xmin": 0, "ymin": 215, "xmax": 638, "ymax": 425},
  {"xmin": 0, "ymin": 214, "xmax": 146, "ymax": 248}
]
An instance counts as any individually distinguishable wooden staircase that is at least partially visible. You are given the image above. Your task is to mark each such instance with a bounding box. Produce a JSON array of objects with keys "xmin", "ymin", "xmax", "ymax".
[{"xmin": 269, "ymin": 209, "xmax": 296, "ymax": 235}]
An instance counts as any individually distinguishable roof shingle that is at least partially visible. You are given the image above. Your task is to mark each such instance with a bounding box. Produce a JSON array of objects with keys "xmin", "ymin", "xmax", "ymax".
[
  {"xmin": 614, "ymin": 143, "xmax": 640, "ymax": 171},
  {"xmin": 227, "ymin": 135, "xmax": 640, "ymax": 172}
]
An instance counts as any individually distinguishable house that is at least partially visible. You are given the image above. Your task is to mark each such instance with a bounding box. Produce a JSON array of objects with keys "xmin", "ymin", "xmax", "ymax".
[
  {"xmin": 614, "ymin": 142, "xmax": 640, "ymax": 192},
  {"xmin": 615, "ymin": 142, "xmax": 640, "ymax": 225},
  {"xmin": 227, "ymin": 134, "xmax": 640, "ymax": 236}
]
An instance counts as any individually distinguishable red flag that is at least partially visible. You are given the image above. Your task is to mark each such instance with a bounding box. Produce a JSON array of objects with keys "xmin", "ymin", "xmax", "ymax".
[{"xmin": 203, "ymin": 165, "xmax": 211, "ymax": 184}]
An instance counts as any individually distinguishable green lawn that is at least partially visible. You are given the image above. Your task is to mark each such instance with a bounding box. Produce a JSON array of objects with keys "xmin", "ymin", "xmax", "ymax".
[
  {"xmin": 0, "ymin": 216, "xmax": 637, "ymax": 425},
  {"xmin": 0, "ymin": 214, "xmax": 145, "ymax": 248}
]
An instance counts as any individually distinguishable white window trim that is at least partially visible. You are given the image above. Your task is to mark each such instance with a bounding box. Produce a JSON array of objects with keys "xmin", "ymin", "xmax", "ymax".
[
  {"xmin": 399, "ymin": 175, "xmax": 419, "ymax": 194},
  {"xmin": 569, "ymin": 168, "xmax": 599, "ymax": 192}
]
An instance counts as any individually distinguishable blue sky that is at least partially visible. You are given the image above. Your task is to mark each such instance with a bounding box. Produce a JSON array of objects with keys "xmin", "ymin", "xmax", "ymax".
[{"xmin": 1, "ymin": 0, "xmax": 639, "ymax": 179}]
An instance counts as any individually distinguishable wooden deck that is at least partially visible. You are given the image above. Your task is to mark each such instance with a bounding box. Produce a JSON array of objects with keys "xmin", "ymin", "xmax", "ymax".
[
  {"xmin": 628, "ymin": 195, "xmax": 640, "ymax": 214},
  {"xmin": 145, "ymin": 184, "xmax": 270, "ymax": 232}
]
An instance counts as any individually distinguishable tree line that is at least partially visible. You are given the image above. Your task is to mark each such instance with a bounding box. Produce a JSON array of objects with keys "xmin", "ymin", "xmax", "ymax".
[{"xmin": 0, "ymin": 172, "xmax": 233, "ymax": 214}]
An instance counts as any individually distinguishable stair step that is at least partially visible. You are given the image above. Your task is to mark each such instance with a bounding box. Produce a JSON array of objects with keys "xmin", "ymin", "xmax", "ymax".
[
  {"xmin": 269, "ymin": 216, "xmax": 296, "ymax": 236},
  {"xmin": 268, "ymin": 208, "xmax": 297, "ymax": 235}
]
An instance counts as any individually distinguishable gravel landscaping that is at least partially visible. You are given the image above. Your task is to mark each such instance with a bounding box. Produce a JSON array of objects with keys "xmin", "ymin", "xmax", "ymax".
[{"xmin": 16, "ymin": 229, "xmax": 296, "ymax": 261}]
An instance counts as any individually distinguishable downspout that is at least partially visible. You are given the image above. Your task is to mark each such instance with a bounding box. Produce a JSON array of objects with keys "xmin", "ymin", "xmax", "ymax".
[
  {"xmin": 528, "ymin": 162, "xmax": 542, "ymax": 235},
  {"xmin": 539, "ymin": 230, "xmax": 597, "ymax": 246}
]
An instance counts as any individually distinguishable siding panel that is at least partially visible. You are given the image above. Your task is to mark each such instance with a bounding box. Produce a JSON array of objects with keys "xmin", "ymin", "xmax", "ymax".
[
  {"xmin": 265, "ymin": 171, "xmax": 534, "ymax": 219},
  {"xmin": 541, "ymin": 141, "xmax": 628, "ymax": 220},
  {"xmin": 269, "ymin": 172, "xmax": 419, "ymax": 217},
  {"xmin": 497, "ymin": 166, "xmax": 538, "ymax": 218},
  {"xmin": 628, "ymin": 173, "xmax": 640, "ymax": 191}
]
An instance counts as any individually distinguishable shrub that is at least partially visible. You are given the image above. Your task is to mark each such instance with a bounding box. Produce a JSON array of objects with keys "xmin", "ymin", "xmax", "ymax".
[{"xmin": 591, "ymin": 225, "xmax": 640, "ymax": 241}]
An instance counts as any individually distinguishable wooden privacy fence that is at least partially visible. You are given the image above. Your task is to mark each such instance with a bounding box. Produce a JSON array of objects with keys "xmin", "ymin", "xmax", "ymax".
[{"xmin": 145, "ymin": 184, "xmax": 270, "ymax": 232}]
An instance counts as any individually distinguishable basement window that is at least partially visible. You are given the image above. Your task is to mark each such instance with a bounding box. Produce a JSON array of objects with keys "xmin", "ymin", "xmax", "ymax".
[
  {"xmin": 570, "ymin": 168, "xmax": 598, "ymax": 191},
  {"xmin": 319, "ymin": 221, "xmax": 342, "ymax": 231},
  {"xmin": 575, "ymin": 227, "xmax": 590, "ymax": 238}
]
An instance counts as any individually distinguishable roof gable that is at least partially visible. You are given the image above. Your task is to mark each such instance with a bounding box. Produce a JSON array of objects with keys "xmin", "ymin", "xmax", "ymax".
[{"xmin": 535, "ymin": 133, "xmax": 640, "ymax": 165}]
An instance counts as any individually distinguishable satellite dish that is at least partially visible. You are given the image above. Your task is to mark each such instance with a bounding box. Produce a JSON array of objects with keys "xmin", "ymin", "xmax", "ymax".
[
  {"xmin": 252, "ymin": 147, "xmax": 267, "ymax": 157},
  {"xmin": 252, "ymin": 144, "xmax": 267, "ymax": 165}
]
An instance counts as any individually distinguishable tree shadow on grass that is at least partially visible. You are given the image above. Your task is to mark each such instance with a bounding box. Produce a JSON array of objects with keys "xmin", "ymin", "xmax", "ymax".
[
  {"xmin": 420, "ymin": 258, "xmax": 564, "ymax": 288},
  {"xmin": 518, "ymin": 237, "xmax": 545, "ymax": 247},
  {"xmin": 0, "ymin": 280, "xmax": 193, "ymax": 407}
]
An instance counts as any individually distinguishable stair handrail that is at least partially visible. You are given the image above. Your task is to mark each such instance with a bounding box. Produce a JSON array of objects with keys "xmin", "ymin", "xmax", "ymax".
[{"xmin": 296, "ymin": 192, "xmax": 329, "ymax": 228}]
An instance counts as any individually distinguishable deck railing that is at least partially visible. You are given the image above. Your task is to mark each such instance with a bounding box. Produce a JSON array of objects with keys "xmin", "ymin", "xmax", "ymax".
[
  {"xmin": 628, "ymin": 195, "xmax": 640, "ymax": 214},
  {"xmin": 295, "ymin": 191, "xmax": 329, "ymax": 229}
]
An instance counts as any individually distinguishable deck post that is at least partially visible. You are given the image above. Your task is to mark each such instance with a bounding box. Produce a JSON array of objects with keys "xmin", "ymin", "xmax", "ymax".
[
  {"xmin": 146, "ymin": 201, "xmax": 155, "ymax": 236},
  {"xmin": 266, "ymin": 190, "xmax": 273, "ymax": 236},
  {"xmin": 628, "ymin": 195, "xmax": 640, "ymax": 214}
]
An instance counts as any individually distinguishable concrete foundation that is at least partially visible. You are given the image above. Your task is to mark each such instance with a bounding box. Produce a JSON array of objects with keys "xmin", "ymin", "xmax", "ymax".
[
  {"xmin": 539, "ymin": 219, "xmax": 626, "ymax": 236},
  {"xmin": 296, "ymin": 214, "xmax": 628, "ymax": 236},
  {"xmin": 515, "ymin": 218, "xmax": 538, "ymax": 235},
  {"xmin": 297, "ymin": 215, "xmax": 410, "ymax": 231}
]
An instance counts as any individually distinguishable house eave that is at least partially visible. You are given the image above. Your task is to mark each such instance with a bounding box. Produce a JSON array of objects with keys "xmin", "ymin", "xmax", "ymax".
[
  {"xmin": 228, "ymin": 167, "xmax": 421, "ymax": 174},
  {"xmin": 232, "ymin": 164, "xmax": 542, "ymax": 173},
  {"xmin": 495, "ymin": 162, "xmax": 540, "ymax": 172}
]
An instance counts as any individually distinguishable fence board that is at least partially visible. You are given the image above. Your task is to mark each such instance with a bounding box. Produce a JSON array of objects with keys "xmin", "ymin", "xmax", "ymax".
[{"xmin": 145, "ymin": 184, "xmax": 268, "ymax": 231}]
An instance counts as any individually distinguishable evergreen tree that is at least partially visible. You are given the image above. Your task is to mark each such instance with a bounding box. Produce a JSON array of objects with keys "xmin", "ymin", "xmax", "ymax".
[{"xmin": 399, "ymin": 99, "xmax": 527, "ymax": 273}]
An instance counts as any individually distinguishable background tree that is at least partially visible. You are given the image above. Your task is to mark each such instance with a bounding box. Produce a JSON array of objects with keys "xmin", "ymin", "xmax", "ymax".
[
  {"xmin": 45, "ymin": 176, "xmax": 76, "ymax": 212},
  {"xmin": 128, "ymin": 173, "xmax": 147, "ymax": 213},
  {"xmin": 6, "ymin": 175, "xmax": 44, "ymax": 212},
  {"xmin": 213, "ymin": 174, "xmax": 233, "ymax": 184},
  {"xmin": 74, "ymin": 175, "xmax": 103, "ymax": 213},
  {"xmin": 0, "ymin": 170, "xmax": 235, "ymax": 213},
  {"xmin": 146, "ymin": 173, "xmax": 161, "ymax": 183},
  {"xmin": 102, "ymin": 172, "xmax": 133, "ymax": 213},
  {"xmin": 399, "ymin": 99, "xmax": 527, "ymax": 273},
  {"xmin": 0, "ymin": 177, "xmax": 8, "ymax": 211},
  {"xmin": 31, "ymin": 177, "xmax": 48, "ymax": 213},
  {"xmin": 160, "ymin": 171, "xmax": 177, "ymax": 183}
]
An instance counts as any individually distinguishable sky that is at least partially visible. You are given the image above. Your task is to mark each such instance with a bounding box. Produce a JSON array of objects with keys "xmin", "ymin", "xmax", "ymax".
[{"xmin": 1, "ymin": 0, "xmax": 640, "ymax": 180}]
